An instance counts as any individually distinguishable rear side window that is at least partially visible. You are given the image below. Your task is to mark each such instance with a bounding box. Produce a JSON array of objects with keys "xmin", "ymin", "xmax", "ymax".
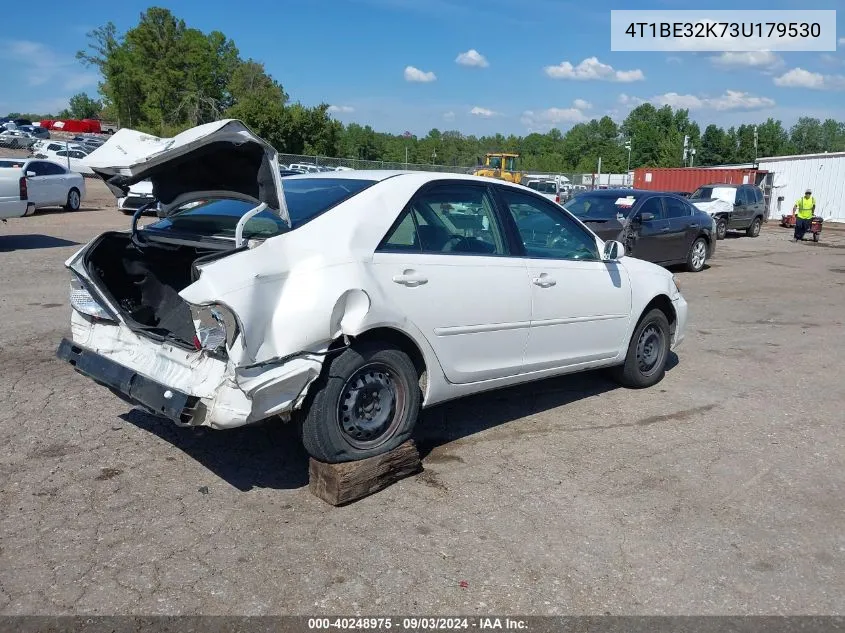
[{"xmin": 664, "ymin": 197, "xmax": 691, "ymax": 219}]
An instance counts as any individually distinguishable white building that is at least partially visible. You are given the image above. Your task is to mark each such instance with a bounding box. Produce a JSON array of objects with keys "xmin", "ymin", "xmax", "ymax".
[{"xmin": 757, "ymin": 151, "xmax": 845, "ymax": 223}]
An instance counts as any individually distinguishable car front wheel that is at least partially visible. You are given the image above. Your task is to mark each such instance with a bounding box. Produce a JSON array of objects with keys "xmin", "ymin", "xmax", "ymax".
[
  {"xmin": 715, "ymin": 218, "xmax": 727, "ymax": 240},
  {"xmin": 299, "ymin": 341, "xmax": 421, "ymax": 463},
  {"xmin": 611, "ymin": 308, "xmax": 671, "ymax": 389}
]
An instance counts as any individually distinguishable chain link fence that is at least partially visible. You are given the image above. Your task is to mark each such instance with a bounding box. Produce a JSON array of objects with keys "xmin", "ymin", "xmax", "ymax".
[{"xmin": 278, "ymin": 153, "xmax": 474, "ymax": 174}]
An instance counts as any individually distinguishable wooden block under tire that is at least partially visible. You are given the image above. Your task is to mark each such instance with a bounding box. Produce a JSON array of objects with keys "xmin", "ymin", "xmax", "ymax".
[{"xmin": 308, "ymin": 440, "xmax": 423, "ymax": 506}]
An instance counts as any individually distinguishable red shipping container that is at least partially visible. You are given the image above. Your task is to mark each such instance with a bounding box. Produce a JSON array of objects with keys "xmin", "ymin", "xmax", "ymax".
[{"xmin": 633, "ymin": 167, "xmax": 767, "ymax": 194}]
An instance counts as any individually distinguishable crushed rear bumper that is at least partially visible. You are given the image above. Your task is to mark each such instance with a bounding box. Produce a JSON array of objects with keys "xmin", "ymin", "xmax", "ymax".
[{"xmin": 56, "ymin": 337, "xmax": 199, "ymax": 424}]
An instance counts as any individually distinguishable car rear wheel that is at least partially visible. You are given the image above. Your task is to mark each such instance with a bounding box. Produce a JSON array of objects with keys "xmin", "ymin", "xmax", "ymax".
[
  {"xmin": 65, "ymin": 188, "xmax": 81, "ymax": 211},
  {"xmin": 686, "ymin": 237, "xmax": 708, "ymax": 272},
  {"xmin": 715, "ymin": 218, "xmax": 727, "ymax": 240},
  {"xmin": 299, "ymin": 341, "xmax": 421, "ymax": 463},
  {"xmin": 610, "ymin": 308, "xmax": 671, "ymax": 389},
  {"xmin": 746, "ymin": 217, "xmax": 762, "ymax": 237}
]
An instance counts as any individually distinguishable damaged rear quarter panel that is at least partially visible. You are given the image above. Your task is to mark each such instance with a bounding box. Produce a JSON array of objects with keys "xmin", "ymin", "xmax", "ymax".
[{"xmin": 178, "ymin": 177, "xmax": 439, "ymax": 371}]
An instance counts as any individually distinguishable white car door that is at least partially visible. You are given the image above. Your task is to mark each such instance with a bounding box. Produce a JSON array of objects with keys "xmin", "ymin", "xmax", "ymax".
[
  {"xmin": 41, "ymin": 160, "xmax": 69, "ymax": 204},
  {"xmin": 370, "ymin": 181, "xmax": 531, "ymax": 384},
  {"xmin": 24, "ymin": 161, "xmax": 53, "ymax": 206},
  {"xmin": 496, "ymin": 185, "xmax": 633, "ymax": 372}
]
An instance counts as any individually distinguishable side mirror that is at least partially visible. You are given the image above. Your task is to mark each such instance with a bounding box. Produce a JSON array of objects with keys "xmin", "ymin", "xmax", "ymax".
[
  {"xmin": 25, "ymin": 170, "xmax": 36, "ymax": 177},
  {"xmin": 638, "ymin": 212, "xmax": 654, "ymax": 223},
  {"xmin": 603, "ymin": 240, "xmax": 625, "ymax": 261}
]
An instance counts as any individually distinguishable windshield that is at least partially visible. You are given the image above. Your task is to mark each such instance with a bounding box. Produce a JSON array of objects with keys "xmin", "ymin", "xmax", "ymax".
[
  {"xmin": 0, "ymin": 160, "xmax": 25, "ymax": 168},
  {"xmin": 488, "ymin": 156, "xmax": 502, "ymax": 169},
  {"xmin": 563, "ymin": 194, "xmax": 637, "ymax": 220},
  {"xmin": 690, "ymin": 186, "xmax": 735, "ymax": 203},
  {"xmin": 144, "ymin": 178, "xmax": 377, "ymax": 239}
]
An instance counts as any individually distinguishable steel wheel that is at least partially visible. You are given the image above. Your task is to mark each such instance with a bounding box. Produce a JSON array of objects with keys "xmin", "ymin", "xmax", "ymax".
[
  {"xmin": 636, "ymin": 323, "xmax": 665, "ymax": 377},
  {"xmin": 337, "ymin": 362, "xmax": 406, "ymax": 450},
  {"xmin": 690, "ymin": 239, "xmax": 706, "ymax": 271}
]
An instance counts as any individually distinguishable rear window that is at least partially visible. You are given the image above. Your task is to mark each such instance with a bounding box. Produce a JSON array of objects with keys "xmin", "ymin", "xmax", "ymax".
[
  {"xmin": 563, "ymin": 193, "xmax": 638, "ymax": 220},
  {"xmin": 144, "ymin": 178, "xmax": 376, "ymax": 239},
  {"xmin": 0, "ymin": 160, "xmax": 25, "ymax": 169},
  {"xmin": 527, "ymin": 181, "xmax": 557, "ymax": 194}
]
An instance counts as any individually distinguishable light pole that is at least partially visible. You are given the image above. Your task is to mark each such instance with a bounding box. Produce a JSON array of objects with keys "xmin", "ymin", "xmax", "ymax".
[{"xmin": 624, "ymin": 140, "xmax": 632, "ymax": 185}]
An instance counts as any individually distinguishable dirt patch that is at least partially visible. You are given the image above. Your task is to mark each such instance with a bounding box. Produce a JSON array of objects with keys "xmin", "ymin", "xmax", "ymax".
[{"xmin": 95, "ymin": 467, "xmax": 123, "ymax": 481}]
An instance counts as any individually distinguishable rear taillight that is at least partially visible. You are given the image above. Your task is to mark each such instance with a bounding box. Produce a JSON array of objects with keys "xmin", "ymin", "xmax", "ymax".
[
  {"xmin": 19, "ymin": 176, "xmax": 27, "ymax": 200},
  {"xmin": 555, "ymin": 194, "xmax": 560, "ymax": 203}
]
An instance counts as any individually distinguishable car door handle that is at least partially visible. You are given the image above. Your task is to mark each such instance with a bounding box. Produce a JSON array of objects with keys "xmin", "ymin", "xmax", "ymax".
[
  {"xmin": 690, "ymin": 223, "xmax": 699, "ymax": 228},
  {"xmin": 660, "ymin": 226, "xmax": 671, "ymax": 232},
  {"xmin": 392, "ymin": 271, "xmax": 428, "ymax": 287},
  {"xmin": 532, "ymin": 275, "xmax": 556, "ymax": 288}
]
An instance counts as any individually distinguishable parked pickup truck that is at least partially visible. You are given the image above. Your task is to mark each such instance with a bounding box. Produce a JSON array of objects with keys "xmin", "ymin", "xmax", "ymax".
[{"xmin": 0, "ymin": 158, "xmax": 36, "ymax": 220}]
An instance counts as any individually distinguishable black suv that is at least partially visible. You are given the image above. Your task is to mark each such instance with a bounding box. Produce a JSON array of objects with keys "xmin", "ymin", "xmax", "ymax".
[{"xmin": 689, "ymin": 183, "xmax": 766, "ymax": 240}]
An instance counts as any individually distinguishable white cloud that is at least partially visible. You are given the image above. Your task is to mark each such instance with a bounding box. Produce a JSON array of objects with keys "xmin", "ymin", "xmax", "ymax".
[
  {"xmin": 650, "ymin": 90, "xmax": 775, "ymax": 111},
  {"xmin": 404, "ymin": 65, "xmax": 437, "ymax": 82},
  {"xmin": 455, "ymin": 49, "xmax": 489, "ymax": 68},
  {"xmin": 839, "ymin": 37, "xmax": 845, "ymax": 46},
  {"xmin": 711, "ymin": 51, "xmax": 783, "ymax": 69},
  {"xmin": 572, "ymin": 98, "xmax": 592, "ymax": 110},
  {"xmin": 443, "ymin": 111, "xmax": 455, "ymax": 121},
  {"xmin": 666, "ymin": 56, "xmax": 683, "ymax": 65},
  {"xmin": 774, "ymin": 67, "xmax": 824, "ymax": 88},
  {"xmin": 521, "ymin": 107, "xmax": 588, "ymax": 127},
  {"xmin": 706, "ymin": 90, "xmax": 776, "ymax": 111},
  {"xmin": 469, "ymin": 106, "xmax": 498, "ymax": 117},
  {"xmin": 773, "ymin": 67, "xmax": 845, "ymax": 90},
  {"xmin": 328, "ymin": 105, "xmax": 355, "ymax": 113},
  {"xmin": 544, "ymin": 56, "xmax": 644, "ymax": 82},
  {"xmin": 0, "ymin": 39, "xmax": 98, "ymax": 93},
  {"xmin": 618, "ymin": 93, "xmax": 646, "ymax": 106}
]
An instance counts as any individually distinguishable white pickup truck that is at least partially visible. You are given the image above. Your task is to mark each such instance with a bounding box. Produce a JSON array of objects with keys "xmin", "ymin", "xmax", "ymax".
[{"xmin": 0, "ymin": 156, "xmax": 85, "ymax": 219}]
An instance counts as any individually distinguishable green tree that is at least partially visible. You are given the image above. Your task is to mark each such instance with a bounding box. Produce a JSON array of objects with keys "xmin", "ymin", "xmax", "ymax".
[{"xmin": 62, "ymin": 92, "xmax": 102, "ymax": 119}]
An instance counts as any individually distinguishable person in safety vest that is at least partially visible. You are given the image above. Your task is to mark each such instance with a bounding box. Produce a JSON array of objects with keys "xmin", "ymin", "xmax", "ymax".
[{"xmin": 792, "ymin": 188, "xmax": 816, "ymax": 242}]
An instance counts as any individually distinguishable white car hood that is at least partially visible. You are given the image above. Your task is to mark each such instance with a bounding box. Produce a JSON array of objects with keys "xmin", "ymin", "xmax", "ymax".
[
  {"xmin": 83, "ymin": 119, "xmax": 289, "ymax": 224},
  {"xmin": 692, "ymin": 198, "xmax": 733, "ymax": 217}
]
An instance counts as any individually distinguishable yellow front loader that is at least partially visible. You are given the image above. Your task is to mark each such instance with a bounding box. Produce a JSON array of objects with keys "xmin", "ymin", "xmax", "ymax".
[{"xmin": 473, "ymin": 152, "xmax": 523, "ymax": 184}]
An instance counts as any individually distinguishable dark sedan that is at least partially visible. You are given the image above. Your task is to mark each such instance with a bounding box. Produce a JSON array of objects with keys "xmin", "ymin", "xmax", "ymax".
[{"xmin": 561, "ymin": 189, "xmax": 716, "ymax": 272}]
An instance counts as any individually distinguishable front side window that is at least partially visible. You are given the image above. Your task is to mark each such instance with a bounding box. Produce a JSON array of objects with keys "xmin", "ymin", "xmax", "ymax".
[
  {"xmin": 379, "ymin": 185, "xmax": 506, "ymax": 256},
  {"xmin": 635, "ymin": 196, "xmax": 666, "ymax": 221},
  {"xmin": 42, "ymin": 162, "xmax": 66, "ymax": 175},
  {"xmin": 499, "ymin": 188, "xmax": 599, "ymax": 261}
]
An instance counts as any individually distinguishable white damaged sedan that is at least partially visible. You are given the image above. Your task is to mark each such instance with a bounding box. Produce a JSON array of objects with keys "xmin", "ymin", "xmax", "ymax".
[{"xmin": 57, "ymin": 120, "xmax": 688, "ymax": 463}]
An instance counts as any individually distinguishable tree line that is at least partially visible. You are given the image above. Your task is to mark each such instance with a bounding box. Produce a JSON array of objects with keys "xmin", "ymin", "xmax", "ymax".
[{"xmin": 8, "ymin": 6, "xmax": 845, "ymax": 172}]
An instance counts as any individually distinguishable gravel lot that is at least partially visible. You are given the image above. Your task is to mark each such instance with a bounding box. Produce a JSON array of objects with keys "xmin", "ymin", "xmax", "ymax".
[{"xmin": 1, "ymin": 179, "xmax": 844, "ymax": 615}]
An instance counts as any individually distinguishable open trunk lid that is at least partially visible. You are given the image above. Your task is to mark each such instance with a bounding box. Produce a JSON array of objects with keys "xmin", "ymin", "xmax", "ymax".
[{"xmin": 82, "ymin": 119, "xmax": 290, "ymax": 225}]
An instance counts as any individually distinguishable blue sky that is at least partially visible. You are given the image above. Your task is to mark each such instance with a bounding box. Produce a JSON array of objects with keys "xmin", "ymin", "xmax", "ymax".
[{"xmin": 1, "ymin": 0, "xmax": 844, "ymax": 136}]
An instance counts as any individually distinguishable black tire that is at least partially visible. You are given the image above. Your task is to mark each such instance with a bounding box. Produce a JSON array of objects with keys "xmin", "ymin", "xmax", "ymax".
[
  {"xmin": 686, "ymin": 237, "xmax": 708, "ymax": 272},
  {"xmin": 813, "ymin": 232, "xmax": 819, "ymax": 243},
  {"xmin": 715, "ymin": 218, "xmax": 727, "ymax": 240},
  {"xmin": 610, "ymin": 308, "xmax": 671, "ymax": 389},
  {"xmin": 299, "ymin": 342, "xmax": 421, "ymax": 463},
  {"xmin": 64, "ymin": 188, "xmax": 81, "ymax": 211},
  {"xmin": 746, "ymin": 216, "xmax": 762, "ymax": 237}
]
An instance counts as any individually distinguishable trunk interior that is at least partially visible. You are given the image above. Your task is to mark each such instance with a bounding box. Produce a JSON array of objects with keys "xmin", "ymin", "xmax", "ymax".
[{"xmin": 85, "ymin": 233, "xmax": 226, "ymax": 348}]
